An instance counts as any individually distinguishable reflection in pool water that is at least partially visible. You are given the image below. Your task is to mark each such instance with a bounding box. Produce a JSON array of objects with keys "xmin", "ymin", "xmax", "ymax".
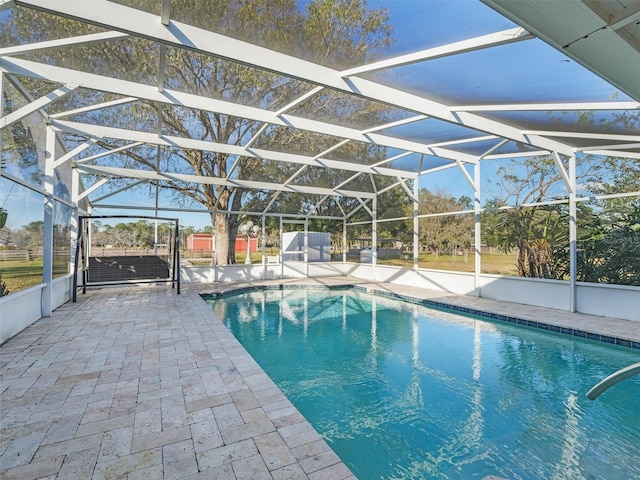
[{"xmin": 207, "ymin": 288, "xmax": 640, "ymax": 480}]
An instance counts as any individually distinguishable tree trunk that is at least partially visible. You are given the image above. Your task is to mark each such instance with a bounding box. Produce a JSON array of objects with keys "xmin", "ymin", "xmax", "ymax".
[
  {"xmin": 211, "ymin": 187, "xmax": 242, "ymax": 265},
  {"xmin": 227, "ymin": 189, "xmax": 243, "ymax": 264},
  {"xmin": 227, "ymin": 215, "xmax": 239, "ymax": 264},
  {"xmin": 517, "ymin": 242, "xmax": 527, "ymax": 276},
  {"xmin": 214, "ymin": 211, "xmax": 230, "ymax": 265}
]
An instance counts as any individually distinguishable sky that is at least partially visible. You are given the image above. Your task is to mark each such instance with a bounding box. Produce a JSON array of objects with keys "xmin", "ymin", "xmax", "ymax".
[{"xmin": 2, "ymin": 0, "xmax": 628, "ymax": 232}]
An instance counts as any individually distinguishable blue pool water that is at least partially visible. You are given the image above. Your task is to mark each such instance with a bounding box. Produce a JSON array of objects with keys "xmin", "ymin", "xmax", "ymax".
[{"xmin": 206, "ymin": 288, "xmax": 640, "ymax": 480}]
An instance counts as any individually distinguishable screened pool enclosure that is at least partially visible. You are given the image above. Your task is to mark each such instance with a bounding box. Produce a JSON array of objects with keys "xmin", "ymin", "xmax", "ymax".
[{"xmin": 1, "ymin": 0, "xmax": 639, "ymax": 340}]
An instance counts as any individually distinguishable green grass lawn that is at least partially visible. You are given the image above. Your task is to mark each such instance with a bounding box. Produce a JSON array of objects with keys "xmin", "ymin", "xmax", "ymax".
[
  {"xmin": 0, "ymin": 252, "xmax": 520, "ymax": 296},
  {"xmin": 229, "ymin": 251, "xmax": 519, "ymax": 275},
  {"xmin": 1, "ymin": 257, "xmax": 69, "ymax": 294},
  {"xmin": 378, "ymin": 252, "xmax": 519, "ymax": 275}
]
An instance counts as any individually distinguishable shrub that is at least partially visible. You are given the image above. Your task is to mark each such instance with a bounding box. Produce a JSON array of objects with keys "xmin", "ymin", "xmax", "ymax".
[{"xmin": 0, "ymin": 272, "xmax": 9, "ymax": 296}]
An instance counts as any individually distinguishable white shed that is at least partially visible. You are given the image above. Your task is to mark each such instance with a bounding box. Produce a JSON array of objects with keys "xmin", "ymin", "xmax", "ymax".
[{"xmin": 282, "ymin": 231, "xmax": 331, "ymax": 262}]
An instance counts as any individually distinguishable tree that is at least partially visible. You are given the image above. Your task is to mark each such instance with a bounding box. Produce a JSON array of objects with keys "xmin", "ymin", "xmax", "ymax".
[
  {"xmin": 547, "ymin": 111, "xmax": 640, "ymax": 283},
  {"xmin": 10, "ymin": 220, "xmax": 45, "ymax": 251},
  {"xmin": 136, "ymin": 222, "xmax": 150, "ymax": 248},
  {"xmin": 577, "ymin": 201, "xmax": 640, "ymax": 285},
  {"xmin": 112, "ymin": 223, "xmax": 136, "ymax": 248},
  {"xmin": 419, "ymin": 188, "xmax": 473, "ymax": 258},
  {"xmin": 482, "ymin": 151, "xmax": 640, "ymax": 281},
  {"xmin": 1, "ymin": 93, "xmax": 41, "ymax": 184},
  {"xmin": 4, "ymin": 0, "xmax": 394, "ymax": 264},
  {"xmin": 178, "ymin": 225, "xmax": 195, "ymax": 249},
  {"xmin": 481, "ymin": 156, "xmax": 569, "ymax": 279},
  {"xmin": 157, "ymin": 222, "xmax": 174, "ymax": 246},
  {"xmin": 485, "ymin": 204, "xmax": 568, "ymax": 278}
]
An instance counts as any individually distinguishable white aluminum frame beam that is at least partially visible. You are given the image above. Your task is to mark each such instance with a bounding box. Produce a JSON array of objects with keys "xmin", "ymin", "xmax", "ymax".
[
  {"xmin": 0, "ymin": 1, "xmax": 15, "ymax": 12},
  {"xmin": 77, "ymin": 177, "xmax": 108, "ymax": 201},
  {"xmin": 484, "ymin": 149, "xmax": 550, "ymax": 160},
  {"xmin": 371, "ymin": 151, "xmax": 414, "ymax": 169},
  {"xmin": 335, "ymin": 172, "xmax": 363, "ymax": 190},
  {"xmin": 275, "ymin": 86, "xmax": 324, "ymax": 115},
  {"xmin": 12, "ymin": 0, "xmax": 578, "ymax": 156},
  {"xmin": 281, "ymin": 165, "xmax": 307, "ymax": 188},
  {"xmin": 53, "ymin": 138, "xmax": 98, "ymax": 169},
  {"xmin": 395, "ymin": 177, "xmax": 417, "ymax": 203},
  {"xmin": 578, "ymin": 143, "xmax": 640, "ymax": 152},
  {"xmin": 0, "ymin": 83, "xmax": 77, "ymax": 129},
  {"xmin": 89, "ymin": 179, "xmax": 146, "ymax": 203},
  {"xmin": 341, "ymin": 27, "xmax": 532, "ymax": 76},
  {"xmin": 243, "ymin": 123, "xmax": 269, "ymax": 149},
  {"xmin": 160, "ymin": 0, "xmax": 171, "ymax": 26},
  {"xmin": 419, "ymin": 162, "xmax": 459, "ymax": 176},
  {"xmin": 376, "ymin": 178, "xmax": 405, "ymax": 196},
  {"xmin": 606, "ymin": 5, "xmax": 640, "ymax": 31},
  {"xmin": 49, "ymin": 96, "xmax": 138, "ymax": 119},
  {"xmin": 92, "ymin": 202, "xmax": 344, "ymax": 220},
  {"xmin": 0, "ymin": 31, "xmax": 130, "ymax": 56},
  {"xmin": 75, "ymin": 164, "xmax": 377, "ymax": 199},
  {"xmin": 157, "ymin": 44, "xmax": 167, "ymax": 92},
  {"xmin": 355, "ymin": 197, "xmax": 373, "ymax": 217},
  {"xmin": 74, "ymin": 141, "xmax": 145, "ymax": 164},
  {"xmin": 51, "ymin": 119, "xmax": 417, "ymax": 179},
  {"xmin": 224, "ymin": 155, "xmax": 242, "ymax": 181},
  {"xmin": 455, "ymin": 160, "xmax": 477, "ymax": 192},
  {"xmin": 0, "ymin": 57, "xmax": 474, "ymax": 165},
  {"xmin": 424, "ymin": 134, "xmax": 498, "ymax": 150},
  {"xmin": 361, "ymin": 115, "xmax": 428, "ymax": 134},
  {"xmin": 552, "ymin": 151, "xmax": 573, "ymax": 194},
  {"xmin": 479, "ymin": 138, "xmax": 508, "ymax": 159},
  {"xmin": 262, "ymin": 191, "xmax": 282, "ymax": 214},
  {"xmin": 451, "ymin": 101, "xmax": 639, "ymax": 112},
  {"xmin": 523, "ymin": 130, "xmax": 640, "ymax": 142},
  {"xmin": 586, "ymin": 150, "xmax": 640, "ymax": 160}
]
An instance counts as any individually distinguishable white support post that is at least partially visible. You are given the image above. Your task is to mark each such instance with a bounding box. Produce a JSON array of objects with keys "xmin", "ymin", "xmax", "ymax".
[
  {"xmin": 87, "ymin": 205, "xmax": 93, "ymax": 260},
  {"xmin": 154, "ymin": 146, "xmax": 160, "ymax": 255},
  {"xmin": 413, "ymin": 178, "xmax": 419, "ymax": 269},
  {"xmin": 569, "ymin": 153, "xmax": 577, "ymax": 312},
  {"xmin": 279, "ymin": 217, "xmax": 284, "ymax": 280},
  {"xmin": 372, "ymin": 196, "xmax": 377, "ymax": 275},
  {"xmin": 70, "ymin": 168, "xmax": 80, "ymax": 277},
  {"xmin": 42, "ymin": 125, "xmax": 56, "ymax": 317},
  {"xmin": 474, "ymin": 162, "xmax": 481, "ymax": 297},
  {"xmin": 0, "ymin": 73, "xmax": 3, "ymax": 155},
  {"xmin": 342, "ymin": 217, "xmax": 347, "ymax": 265},
  {"xmin": 261, "ymin": 215, "xmax": 266, "ymax": 279},
  {"xmin": 304, "ymin": 219, "xmax": 309, "ymax": 278},
  {"xmin": 160, "ymin": 0, "xmax": 171, "ymax": 25},
  {"xmin": 211, "ymin": 210, "xmax": 217, "ymax": 281}
]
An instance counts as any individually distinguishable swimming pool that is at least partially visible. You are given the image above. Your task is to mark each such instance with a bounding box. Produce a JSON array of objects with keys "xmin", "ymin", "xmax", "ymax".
[{"xmin": 206, "ymin": 287, "xmax": 640, "ymax": 480}]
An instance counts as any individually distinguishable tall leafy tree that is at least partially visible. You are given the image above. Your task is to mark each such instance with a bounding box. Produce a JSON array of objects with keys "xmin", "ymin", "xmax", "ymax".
[
  {"xmin": 577, "ymin": 201, "xmax": 640, "ymax": 285},
  {"xmin": 548, "ymin": 110, "xmax": 640, "ymax": 283},
  {"xmin": 4, "ymin": 0, "xmax": 393, "ymax": 264},
  {"xmin": 481, "ymin": 156, "xmax": 569, "ymax": 278},
  {"xmin": 419, "ymin": 188, "xmax": 473, "ymax": 257},
  {"xmin": 482, "ymin": 150, "xmax": 640, "ymax": 281}
]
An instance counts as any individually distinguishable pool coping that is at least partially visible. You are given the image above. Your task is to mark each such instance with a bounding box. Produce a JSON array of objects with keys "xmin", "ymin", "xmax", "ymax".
[{"xmin": 201, "ymin": 281, "xmax": 640, "ymax": 350}]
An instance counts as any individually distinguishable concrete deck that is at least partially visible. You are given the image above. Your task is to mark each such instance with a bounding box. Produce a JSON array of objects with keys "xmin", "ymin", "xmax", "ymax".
[{"xmin": 1, "ymin": 278, "xmax": 639, "ymax": 479}]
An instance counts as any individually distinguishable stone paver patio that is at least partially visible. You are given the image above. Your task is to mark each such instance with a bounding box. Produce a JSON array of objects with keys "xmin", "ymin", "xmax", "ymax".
[{"xmin": 1, "ymin": 277, "xmax": 639, "ymax": 479}]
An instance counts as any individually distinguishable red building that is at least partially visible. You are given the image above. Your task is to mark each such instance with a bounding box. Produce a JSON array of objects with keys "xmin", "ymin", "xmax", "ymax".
[
  {"xmin": 186, "ymin": 233, "xmax": 258, "ymax": 253},
  {"xmin": 186, "ymin": 233, "xmax": 213, "ymax": 251}
]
